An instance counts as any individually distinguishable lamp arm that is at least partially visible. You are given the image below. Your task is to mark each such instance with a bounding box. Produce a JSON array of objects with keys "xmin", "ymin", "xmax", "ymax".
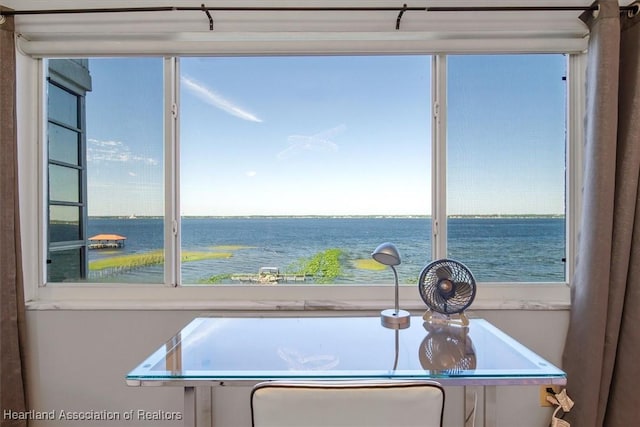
[{"xmin": 391, "ymin": 265, "xmax": 399, "ymax": 313}]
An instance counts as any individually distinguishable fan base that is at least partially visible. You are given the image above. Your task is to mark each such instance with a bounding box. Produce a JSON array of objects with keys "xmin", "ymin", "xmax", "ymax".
[
  {"xmin": 381, "ymin": 309, "xmax": 411, "ymax": 329},
  {"xmin": 423, "ymin": 310, "xmax": 470, "ymax": 327}
]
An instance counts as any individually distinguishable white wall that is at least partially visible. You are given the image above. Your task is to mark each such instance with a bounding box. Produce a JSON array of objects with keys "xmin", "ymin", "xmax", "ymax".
[{"xmin": 25, "ymin": 308, "xmax": 568, "ymax": 427}]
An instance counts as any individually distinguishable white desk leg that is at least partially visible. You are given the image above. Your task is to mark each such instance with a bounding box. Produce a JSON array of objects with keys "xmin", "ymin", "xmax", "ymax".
[
  {"xmin": 464, "ymin": 386, "xmax": 497, "ymax": 427},
  {"xmin": 184, "ymin": 387, "xmax": 196, "ymax": 427},
  {"xmin": 464, "ymin": 386, "xmax": 479, "ymax": 427},
  {"xmin": 483, "ymin": 386, "xmax": 497, "ymax": 427}
]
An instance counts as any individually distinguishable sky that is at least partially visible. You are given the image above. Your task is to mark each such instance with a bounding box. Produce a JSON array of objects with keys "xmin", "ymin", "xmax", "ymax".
[{"xmin": 84, "ymin": 54, "xmax": 566, "ymax": 217}]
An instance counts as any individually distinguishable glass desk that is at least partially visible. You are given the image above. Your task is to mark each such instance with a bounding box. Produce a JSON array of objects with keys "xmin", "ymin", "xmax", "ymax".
[{"xmin": 127, "ymin": 316, "xmax": 566, "ymax": 427}]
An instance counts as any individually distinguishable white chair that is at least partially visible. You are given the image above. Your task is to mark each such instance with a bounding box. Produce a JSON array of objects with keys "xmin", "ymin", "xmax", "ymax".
[{"xmin": 250, "ymin": 380, "xmax": 445, "ymax": 427}]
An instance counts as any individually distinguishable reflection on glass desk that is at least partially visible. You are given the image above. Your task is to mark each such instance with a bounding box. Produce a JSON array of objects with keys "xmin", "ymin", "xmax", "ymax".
[{"xmin": 126, "ymin": 316, "xmax": 565, "ymax": 386}]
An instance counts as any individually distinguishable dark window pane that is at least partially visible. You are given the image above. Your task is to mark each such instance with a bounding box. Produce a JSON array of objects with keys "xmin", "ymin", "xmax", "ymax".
[
  {"xmin": 49, "ymin": 165, "xmax": 80, "ymax": 203},
  {"xmin": 48, "ymin": 83, "xmax": 78, "ymax": 127},
  {"xmin": 49, "ymin": 123, "xmax": 80, "ymax": 165},
  {"xmin": 49, "ymin": 205, "xmax": 81, "ymax": 242},
  {"xmin": 48, "ymin": 248, "xmax": 83, "ymax": 282}
]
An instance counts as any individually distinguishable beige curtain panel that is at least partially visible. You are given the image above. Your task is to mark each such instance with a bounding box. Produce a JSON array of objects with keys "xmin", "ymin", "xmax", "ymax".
[
  {"xmin": 563, "ymin": 1, "xmax": 640, "ymax": 426},
  {"xmin": 0, "ymin": 8, "xmax": 28, "ymax": 427}
]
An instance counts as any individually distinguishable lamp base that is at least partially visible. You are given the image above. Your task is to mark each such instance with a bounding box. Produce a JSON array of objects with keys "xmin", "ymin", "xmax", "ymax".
[{"xmin": 381, "ymin": 309, "xmax": 411, "ymax": 329}]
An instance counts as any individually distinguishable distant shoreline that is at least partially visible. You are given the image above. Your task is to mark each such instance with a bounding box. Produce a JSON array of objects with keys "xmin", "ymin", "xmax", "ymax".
[{"xmin": 88, "ymin": 214, "xmax": 565, "ymax": 220}]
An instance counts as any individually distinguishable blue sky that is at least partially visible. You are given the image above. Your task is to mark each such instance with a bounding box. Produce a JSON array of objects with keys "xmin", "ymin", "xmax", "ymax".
[{"xmin": 84, "ymin": 54, "xmax": 566, "ymax": 217}]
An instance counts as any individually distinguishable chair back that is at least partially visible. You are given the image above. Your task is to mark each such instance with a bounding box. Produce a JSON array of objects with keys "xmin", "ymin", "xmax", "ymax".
[{"xmin": 251, "ymin": 380, "xmax": 444, "ymax": 427}]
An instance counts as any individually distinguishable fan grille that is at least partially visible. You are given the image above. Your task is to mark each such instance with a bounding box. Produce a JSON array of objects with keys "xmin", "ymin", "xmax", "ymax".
[{"xmin": 419, "ymin": 259, "xmax": 476, "ymax": 315}]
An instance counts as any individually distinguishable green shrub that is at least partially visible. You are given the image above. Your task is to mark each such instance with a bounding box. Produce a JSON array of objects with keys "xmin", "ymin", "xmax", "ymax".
[{"xmin": 287, "ymin": 248, "xmax": 344, "ymax": 284}]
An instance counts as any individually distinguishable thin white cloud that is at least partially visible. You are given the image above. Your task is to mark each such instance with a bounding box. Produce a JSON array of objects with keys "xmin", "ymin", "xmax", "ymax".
[
  {"xmin": 181, "ymin": 75, "xmax": 263, "ymax": 123},
  {"xmin": 245, "ymin": 171, "xmax": 257, "ymax": 178},
  {"xmin": 87, "ymin": 138, "xmax": 158, "ymax": 165},
  {"xmin": 278, "ymin": 124, "xmax": 346, "ymax": 160}
]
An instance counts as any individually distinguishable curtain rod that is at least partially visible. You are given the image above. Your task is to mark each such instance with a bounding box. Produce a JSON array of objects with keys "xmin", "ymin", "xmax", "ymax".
[{"xmin": 1, "ymin": 3, "xmax": 638, "ymax": 31}]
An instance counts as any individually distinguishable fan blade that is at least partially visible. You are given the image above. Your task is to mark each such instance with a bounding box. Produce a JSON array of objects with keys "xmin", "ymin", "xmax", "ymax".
[
  {"xmin": 435, "ymin": 265, "xmax": 453, "ymax": 280},
  {"xmin": 453, "ymin": 281, "xmax": 473, "ymax": 298},
  {"xmin": 425, "ymin": 284, "xmax": 449, "ymax": 313}
]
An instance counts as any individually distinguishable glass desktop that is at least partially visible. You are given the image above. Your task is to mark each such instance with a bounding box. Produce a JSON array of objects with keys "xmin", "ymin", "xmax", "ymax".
[{"xmin": 126, "ymin": 316, "xmax": 566, "ymax": 386}]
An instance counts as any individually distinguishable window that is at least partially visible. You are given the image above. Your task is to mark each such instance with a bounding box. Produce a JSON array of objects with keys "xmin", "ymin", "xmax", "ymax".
[
  {"xmin": 43, "ymin": 54, "xmax": 569, "ymax": 288},
  {"xmin": 47, "ymin": 58, "xmax": 165, "ymax": 283},
  {"xmin": 446, "ymin": 55, "xmax": 567, "ymax": 282},
  {"xmin": 179, "ymin": 56, "xmax": 431, "ymax": 285}
]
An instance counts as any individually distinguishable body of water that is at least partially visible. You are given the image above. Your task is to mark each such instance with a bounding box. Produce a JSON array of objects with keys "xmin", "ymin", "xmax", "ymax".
[{"xmin": 86, "ymin": 216, "xmax": 565, "ymax": 284}]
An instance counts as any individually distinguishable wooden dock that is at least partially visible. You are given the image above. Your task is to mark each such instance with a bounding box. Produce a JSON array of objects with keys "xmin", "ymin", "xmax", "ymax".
[
  {"xmin": 88, "ymin": 233, "xmax": 126, "ymax": 249},
  {"xmin": 231, "ymin": 267, "xmax": 306, "ymax": 284}
]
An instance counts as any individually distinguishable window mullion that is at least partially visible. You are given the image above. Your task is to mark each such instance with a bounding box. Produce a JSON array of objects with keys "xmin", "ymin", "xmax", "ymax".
[
  {"xmin": 38, "ymin": 59, "xmax": 48, "ymax": 289},
  {"xmin": 431, "ymin": 54, "xmax": 447, "ymax": 260},
  {"xmin": 565, "ymin": 53, "xmax": 585, "ymax": 284},
  {"xmin": 164, "ymin": 57, "xmax": 180, "ymax": 287}
]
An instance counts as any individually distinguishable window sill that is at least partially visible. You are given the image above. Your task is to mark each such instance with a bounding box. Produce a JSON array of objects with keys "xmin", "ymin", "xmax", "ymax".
[{"xmin": 26, "ymin": 283, "xmax": 570, "ymax": 311}]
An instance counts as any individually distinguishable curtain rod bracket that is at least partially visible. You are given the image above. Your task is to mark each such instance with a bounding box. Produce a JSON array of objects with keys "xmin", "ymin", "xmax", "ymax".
[
  {"xmin": 201, "ymin": 4, "xmax": 213, "ymax": 31},
  {"xmin": 395, "ymin": 4, "xmax": 408, "ymax": 30}
]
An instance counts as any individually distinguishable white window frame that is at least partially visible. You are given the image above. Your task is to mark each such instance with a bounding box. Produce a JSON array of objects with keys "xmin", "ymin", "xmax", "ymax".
[{"xmin": 15, "ymin": 13, "xmax": 583, "ymax": 311}]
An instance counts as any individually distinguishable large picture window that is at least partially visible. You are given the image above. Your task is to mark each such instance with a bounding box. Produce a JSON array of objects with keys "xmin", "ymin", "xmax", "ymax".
[
  {"xmin": 44, "ymin": 54, "xmax": 568, "ymax": 286},
  {"xmin": 179, "ymin": 56, "xmax": 432, "ymax": 285}
]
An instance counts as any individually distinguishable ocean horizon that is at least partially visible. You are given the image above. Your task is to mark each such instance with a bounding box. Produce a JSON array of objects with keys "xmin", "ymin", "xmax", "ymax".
[{"xmin": 83, "ymin": 216, "xmax": 566, "ymax": 284}]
